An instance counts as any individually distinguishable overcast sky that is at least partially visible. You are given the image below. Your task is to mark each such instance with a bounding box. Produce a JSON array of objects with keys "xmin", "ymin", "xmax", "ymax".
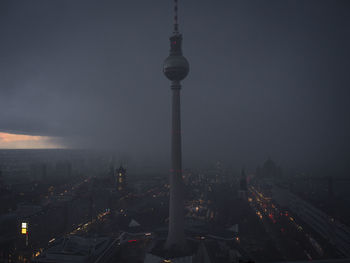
[{"xmin": 0, "ymin": 0, "xmax": 349, "ymax": 173}]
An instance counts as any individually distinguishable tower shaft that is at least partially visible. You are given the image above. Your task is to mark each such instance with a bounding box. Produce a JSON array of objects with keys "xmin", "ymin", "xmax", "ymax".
[
  {"xmin": 163, "ymin": 0, "xmax": 189, "ymax": 252},
  {"xmin": 166, "ymin": 80, "xmax": 185, "ymax": 249}
]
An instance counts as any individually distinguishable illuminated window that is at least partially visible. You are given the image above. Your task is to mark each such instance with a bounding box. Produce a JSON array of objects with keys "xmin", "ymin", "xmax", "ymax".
[{"xmin": 21, "ymin": 222, "xmax": 28, "ymax": 235}]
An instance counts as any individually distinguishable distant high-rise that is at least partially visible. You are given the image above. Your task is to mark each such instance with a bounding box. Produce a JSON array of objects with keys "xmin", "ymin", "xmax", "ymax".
[
  {"xmin": 238, "ymin": 168, "xmax": 248, "ymax": 200},
  {"xmin": 116, "ymin": 165, "xmax": 126, "ymax": 191},
  {"xmin": 163, "ymin": 0, "xmax": 189, "ymax": 251}
]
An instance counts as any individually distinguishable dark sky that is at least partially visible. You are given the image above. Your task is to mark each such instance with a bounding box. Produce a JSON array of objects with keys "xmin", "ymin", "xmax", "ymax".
[{"xmin": 1, "ymin": 0, "xmax": 349, "ymax": 173}]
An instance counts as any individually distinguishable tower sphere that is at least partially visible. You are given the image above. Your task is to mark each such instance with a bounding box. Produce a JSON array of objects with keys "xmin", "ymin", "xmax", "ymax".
[{"xmin": 163, "ymin": 55, "xmax": 189, "ymax": 81}]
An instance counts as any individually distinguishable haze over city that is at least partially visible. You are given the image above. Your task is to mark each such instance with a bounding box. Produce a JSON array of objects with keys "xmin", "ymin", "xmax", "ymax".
[{"xmin": 1, "ymin": 1, "xmax": 349, "ymax": 173}]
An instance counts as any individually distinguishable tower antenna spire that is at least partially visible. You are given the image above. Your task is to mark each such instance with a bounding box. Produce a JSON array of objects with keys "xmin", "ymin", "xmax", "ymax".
[{"xmin": 173, "ymin": 0, "xmax": 179, "ymax": 34}]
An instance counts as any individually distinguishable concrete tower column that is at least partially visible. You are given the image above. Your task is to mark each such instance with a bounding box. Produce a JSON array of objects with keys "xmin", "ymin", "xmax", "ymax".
[{"xmin": 166, "ymin": 80, "xmax": 185, "ymax": 249}]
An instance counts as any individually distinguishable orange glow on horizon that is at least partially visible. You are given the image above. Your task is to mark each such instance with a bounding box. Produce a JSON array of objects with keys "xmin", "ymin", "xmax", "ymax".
[
  {"xmin": 0, "ymin": 132, "xmax": 63, "ymax": 149},
  {"xmin": 0, "ymin": 132, "xmax": 42, "ymax": 143}
]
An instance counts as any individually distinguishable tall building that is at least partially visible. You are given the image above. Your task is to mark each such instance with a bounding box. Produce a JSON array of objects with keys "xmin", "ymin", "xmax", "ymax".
[
  {"xmin": 238, "ymin": 168, "xmax": 248, "ymax": 200},
  {"xmin": 116, "ymin": 165, "xmax": 126, "ymax": 191},
  {"xmin": 163, "ymin": 0, "xmax": 190, "ymax": 251}
]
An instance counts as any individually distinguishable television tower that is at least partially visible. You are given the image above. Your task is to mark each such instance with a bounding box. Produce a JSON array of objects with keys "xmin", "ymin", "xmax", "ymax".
[{"xmin": 163, "ymin": 0, "xmax": 189, "ymax": 250}]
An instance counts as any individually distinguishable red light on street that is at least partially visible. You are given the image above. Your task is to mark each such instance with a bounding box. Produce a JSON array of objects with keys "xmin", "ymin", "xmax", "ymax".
[{"xmin": 128, "ymin": 239, "xmax": 137, "ymax": 243}]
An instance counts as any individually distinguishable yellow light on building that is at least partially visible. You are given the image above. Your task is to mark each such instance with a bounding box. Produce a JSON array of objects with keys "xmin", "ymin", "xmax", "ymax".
[{"xmin": 21, "ymin": 222, "xmax": 28, "ymax": 235}]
